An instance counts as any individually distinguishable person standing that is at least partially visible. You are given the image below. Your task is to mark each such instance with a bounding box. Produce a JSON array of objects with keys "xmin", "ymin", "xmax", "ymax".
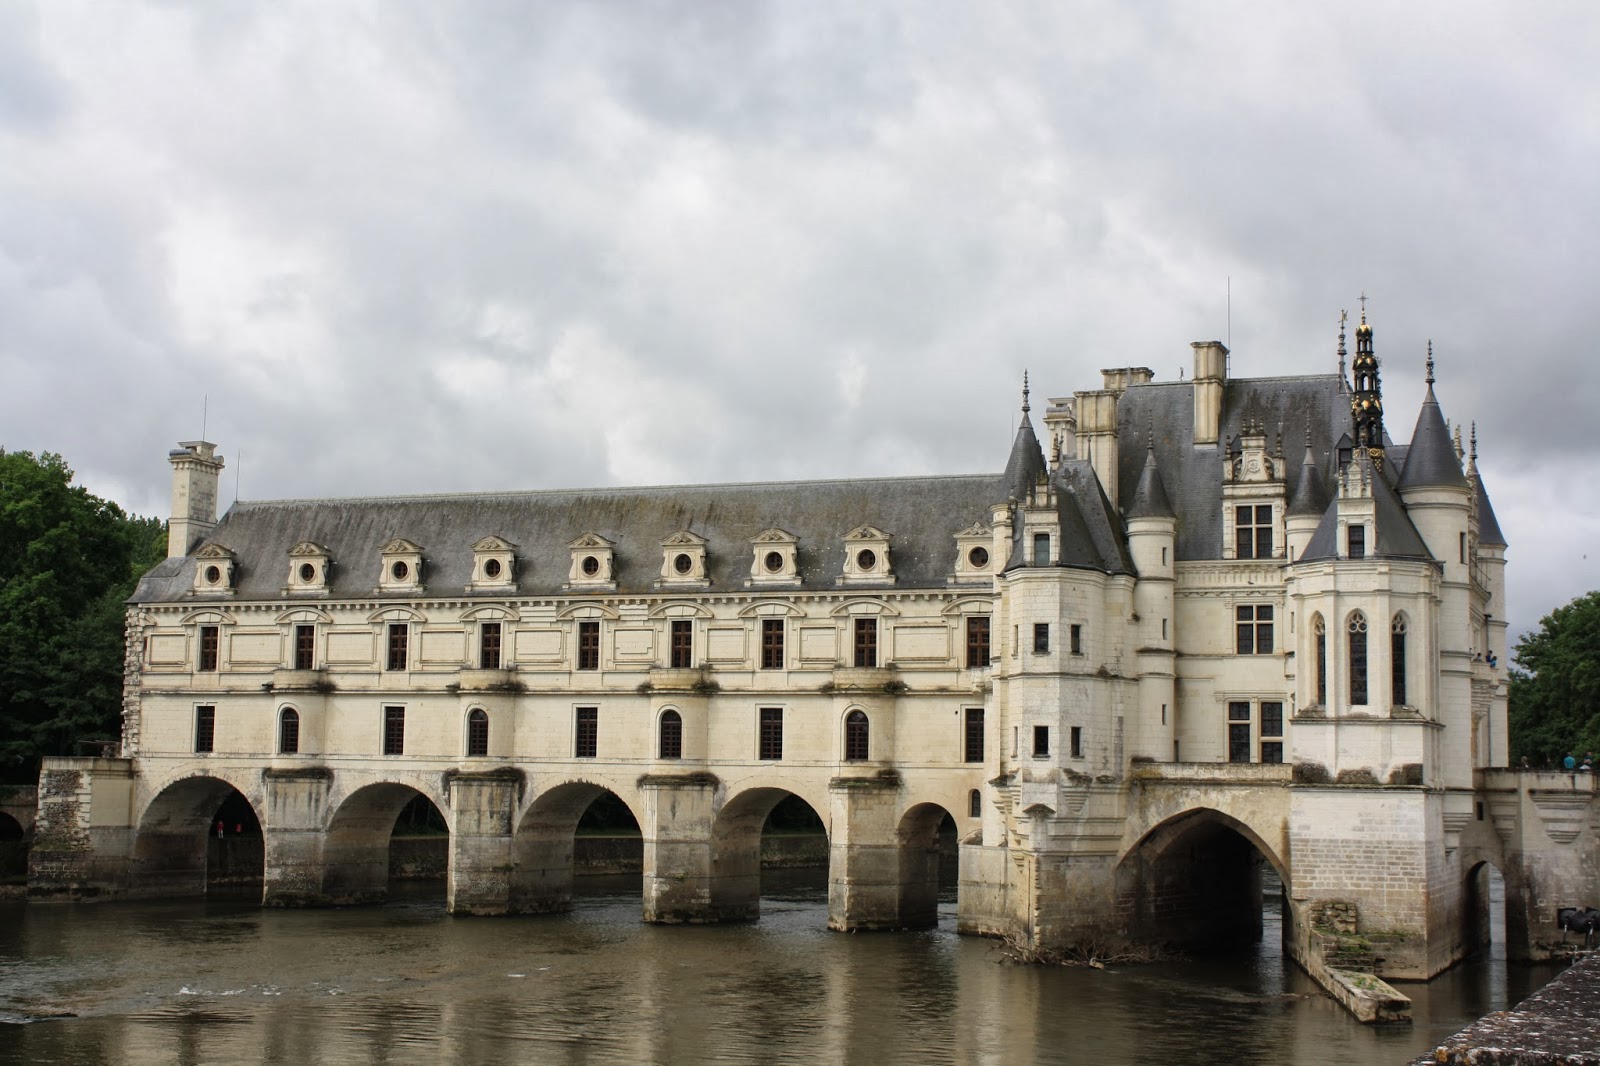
[{"xmin": 1563, "ymin": 752, "xmax": 1578, "ymax": 770}]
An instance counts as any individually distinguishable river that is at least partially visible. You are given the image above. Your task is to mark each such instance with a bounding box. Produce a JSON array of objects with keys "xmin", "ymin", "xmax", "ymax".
[{"xmin": 0, "ymin": 871, "xmax": 1563, "ymax": 1065}]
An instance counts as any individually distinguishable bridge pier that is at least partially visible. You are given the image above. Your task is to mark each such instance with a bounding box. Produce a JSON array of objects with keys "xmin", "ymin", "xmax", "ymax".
[
  {"xmin": 446, "ymin": 770, "xmax": 522, "ymax": 915},
  {"xmin": 27, "ymin": 757, "xmax": 137, "ymax": 900},
  {"xmin": 640, "ymin": 773, "xmax": 718, "ymax": 923},
  {"xmin": 261, "ymin": 768, "xmax": 331, "ymax": 906},
  {"xmin": 827, "ymin": 775, "xmax": 903, "ymax": 931}
]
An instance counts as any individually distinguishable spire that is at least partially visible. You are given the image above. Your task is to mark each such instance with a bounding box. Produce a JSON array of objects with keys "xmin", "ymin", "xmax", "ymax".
[
  {"xmin": 1467, "ymin": 423, "xmax": 1507, "ymax": 547},
  {"xmin": 1337, "ymin": 310, "xmax": 1348, "ymax": 391},
  {"xmin": 1288, "ymin": 429, "xmax": 1326, "ymax": 516},
  {"xmin": 1349, "ymin": 297, "xmax": 1386, "ymax": 465},
  {"xmin": 1002, "ymin": 375, "xmax": 1047, "ymax": 502},
  {"xmin": 1022, "ymin": 370, "xmax": 1030, "ymax": 415},
  {"xmin": 1125, "ymin": 437, "xmax": 1175, "ymax": 520},
  {"xmin": 1397, "ymin": 349, "xmax": 1469, "ymax": 492}
]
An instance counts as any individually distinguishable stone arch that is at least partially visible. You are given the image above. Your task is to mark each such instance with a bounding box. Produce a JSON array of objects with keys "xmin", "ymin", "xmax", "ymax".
[
  {"xmin": 0, "ymin": 811, "xmax": 26, "ymax": 841},
  {"xmin": 710, "ymin": 783, "xmax": 830, "ymax": 923},
  {"xmin": 133, "ymin": 772, "xmax": 265, "ymax": 899},
  {"xmin": 896, "ymin": 801, "xmax": 959, "ymax": 929},
  {"xmin": 510, "ymin": 777, "xmax": 643, "ymax": 914},
  {"xmin": 322, "ymin": 780, "xmax": 450, "ymax": 905},
  {"xmin": 1464, "ymin": 858, "xmax": 1509, "ymax": 958},
  {"xmin": 1116, "ymin": 806, "xmax": 1286, "ymax": 951}
]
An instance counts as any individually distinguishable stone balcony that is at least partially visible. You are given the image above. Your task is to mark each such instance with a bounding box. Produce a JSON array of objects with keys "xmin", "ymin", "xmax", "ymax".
[
  {"xmin": 646, "ymin": 667, "xmax": 717, "ymax": 693},
  {"xmin": 826, "ymin": 666, "xmax": 903, "ymax": 693},
  {"xmin": 453, "ymin": 668, "xmax": 523, "ymax": 693},
  {"xmin": 1129, "ymin": 760, "xmax": 1294, "ymax": 786},
  {"xmin": 270, "ymin": 668, "xmax": 334, "ymax": 693}
]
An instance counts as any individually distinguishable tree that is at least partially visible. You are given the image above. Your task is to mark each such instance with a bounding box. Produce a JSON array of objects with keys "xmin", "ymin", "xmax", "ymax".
[
  {"xmin": 1509, "ymin": 590, "xmax": 1600, "ymax": 766},
  {"xmin": 0, "ymin": 450, "xmax": 165, "ymax": 782}
]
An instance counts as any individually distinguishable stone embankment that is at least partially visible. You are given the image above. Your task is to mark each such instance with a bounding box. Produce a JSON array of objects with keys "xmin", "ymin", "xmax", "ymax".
[{"xmin": 1414, "ymin": 954, "xmax": 1600, "ymax": 1064}]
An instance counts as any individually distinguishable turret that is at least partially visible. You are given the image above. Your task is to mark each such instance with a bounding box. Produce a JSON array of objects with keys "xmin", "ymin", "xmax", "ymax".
[
  {"xmin": 1125, "ymin": 441, "xmax": 1177, "ymax": 761},
  {"xmin": 1002, "ymin": 374, "xmax": 1047, "ymax": 504},
  {"xmin": 167, "ymin": 440, "xmax": 225, "ymax": 558},
  {"xmin": 1395, "ymin": 346, "xmax": 1471, "ymax": 573},
  {"xmin": 1286, "ymin": 431, "xmax": 1326, "ymax": 562}
]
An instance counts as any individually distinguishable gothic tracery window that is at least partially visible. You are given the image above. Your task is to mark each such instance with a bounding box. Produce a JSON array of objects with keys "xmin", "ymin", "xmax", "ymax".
[
  {"xmin": 1348, "ymin": 611, "xmax": 1369, "ymax": 705},
  {"xmin": 1313, "ymin": 615, "xmax": 1327, "ymax": 705},
  {"xmin": 1391, "ymin": 615, "xmax": 1408, "ymax": 707}
]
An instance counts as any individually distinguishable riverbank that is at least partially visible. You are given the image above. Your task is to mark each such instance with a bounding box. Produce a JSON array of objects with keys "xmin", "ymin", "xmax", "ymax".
[{"xmin": 1414, "ymin": 953, "xmax": 1599, "ymax": 1064}]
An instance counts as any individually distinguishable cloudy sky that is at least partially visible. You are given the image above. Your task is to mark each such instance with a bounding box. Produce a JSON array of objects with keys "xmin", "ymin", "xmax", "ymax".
[{"xmin": 2, "ymin": 1, "xmax": 1596, "ymax": 641}]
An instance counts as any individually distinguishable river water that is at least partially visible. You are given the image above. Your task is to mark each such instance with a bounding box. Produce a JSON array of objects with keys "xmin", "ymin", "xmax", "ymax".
[{"xmin": 0, "ymin": 872, "xmax": 1563, "ymax": 1066}]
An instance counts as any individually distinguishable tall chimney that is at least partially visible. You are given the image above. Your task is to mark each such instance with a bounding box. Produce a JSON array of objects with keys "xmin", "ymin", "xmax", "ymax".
[
  {"xmin": 168, "ymin": 441, "xmax": 225, "ymax": 558},
  {"xmin": 1191, "ymin": 341, "xmax": 1228, "ymax": 446}
]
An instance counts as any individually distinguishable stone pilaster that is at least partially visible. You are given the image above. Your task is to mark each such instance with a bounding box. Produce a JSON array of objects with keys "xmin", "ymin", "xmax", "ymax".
[
  {"xmin": 446, "ymin": 769, "xmax": 523, "ymax": 915},
  {"xmin": 261, "ymin": 767, "xmax": 332, "ymax": 906},
  {"xmin": 639, "ymin": 771, "xmax": 719, "ymax": 923},
  {"xmin": 827, "ymin": 771, "xmax": 903, "ymax": 931}
]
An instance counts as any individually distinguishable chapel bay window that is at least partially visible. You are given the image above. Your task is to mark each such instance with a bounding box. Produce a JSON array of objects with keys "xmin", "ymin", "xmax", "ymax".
[
  {"xmin": 1235, "ymin": 505, "xmax": 1273, "ymax": 560},
  {"xmin": 761, "ymin": 619, "xmax": 785, "ymax": 670},
  {"xmin": 1391, "ymin": 616, "xmax": 1408, "ymax": 706},
  {"xmin": 853, "ymin": 618, "xmax": 877, "ymax": 668},
  {"xmin": 1349, "ymin": 612, "xmax": 1369, "ymax": 705},
  {"xmin": 1236, "ymin": 605, "xmax": 1274, "ymax": 655}
]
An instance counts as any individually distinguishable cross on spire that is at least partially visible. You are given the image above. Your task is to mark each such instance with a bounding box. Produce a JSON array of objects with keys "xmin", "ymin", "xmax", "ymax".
[{"xmin": 1358, "ymin": 291, "xmax": 1368, "ymax": 323}]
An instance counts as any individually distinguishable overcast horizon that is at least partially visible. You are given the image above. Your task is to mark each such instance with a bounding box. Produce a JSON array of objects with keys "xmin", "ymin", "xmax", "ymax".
[{"xmin": 3, "ymin": 1, "xmax": 1596, "ymax": 644}]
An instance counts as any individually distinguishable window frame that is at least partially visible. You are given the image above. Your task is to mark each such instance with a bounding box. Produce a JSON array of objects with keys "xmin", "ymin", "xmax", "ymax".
[
  {"xmin": 1033, "ymin": 622, "xmax": 1049, "ymax": 654},
  {"xmin": 853, "ymin": 618, "xmax": 878, "ymax": 668},
  {"xmin": 382, "ymin": 705, "xmax": 406, "ymax": 756},
  {"xmin": 1391, "ymin": 615, "xmax": 1408, "ymax": 707},
  {"xmin": 194, "ymin": 704, "xmax": 216, "ymax": 753},
  {"xmin": 1069, "ymin": 623, "xmax": 1083, "ymax": 655},
  {"xmin": 293, "ymin": 624, "xmax": 315, "ymax": 671},
  {"xmin": 1347, "ymin": 524, "xmax": 1366, "ymax": 560},
  {"xmin": 759, "ymin": 706, "xmax": 784, "ymax": 760},
  {"xmin": 198, "ymin": 625, "xmax": 220, "ymax": 672},
  {"xmin": 760, "ymin": 618, "xmax": 785, "ymax": 670},
  {"xmin": 965, "ymin": 615, "xmax": 991, "ymax": 669},
  {"xmin": 669, "ymin": 619, "xmax": 693, "ymax": 669},
  {"xmin": 1235, "ymin": 504, "xmax": 1274, "ymax": 560},
  {"xmin": 386, "ymin": 623, "xmax": 409, "ymax": 672},
  {"xmin": 577, "ymin": 621, "xmax": 600, "ymax": 671},
  {"xmin": 1227, "ymin": 701, "xmax": 1252, "ymax": 763},
  {"xmin": 1031, "ymin": 725, "xmax": 1050, "ymax": 758},
  {"xmin": 278, "ymin": 706, "xmax": 300, "ymax": 755},
  {"xmin": 466, "ymin": 708, "xmax": 489, "ymax": 757},
  {"xmin": 1259, "ymin": 701, "xmax": 1284, "ymax": 764},
  {"xmin": 574, "ymin": 706, "xmax": 599, "ymax": 758},
  {"xmin": 1349, "ymin": 611, "xmax": 1369, "ymax": 704},
  {"xmin": 844, "ymin": 710, "xmax": 869, "ymax": 762},
  {"xmin": 480, "ymin": 622, "xmax": 502, "ymax": 670},
  {"xmin": 1032, "ymin": 533, "xmax": 1050, "ymax": 566},
  {"xmin": 658, "ymin": 709, "xmax": 683, "ymax": 760},
  {"xmin": 963, "ymin": 708, "xmax": 985, "ymax": 763},
  {"xmin": 1235, "ymin": 604, "xmax": 1275, "ymax": 655}
]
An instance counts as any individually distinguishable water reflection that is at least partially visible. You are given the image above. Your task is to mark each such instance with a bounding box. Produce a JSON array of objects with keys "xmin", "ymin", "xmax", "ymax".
[{"xmin": 0, "ymin": 870, "xmax": 1561, "ymax": 1066}]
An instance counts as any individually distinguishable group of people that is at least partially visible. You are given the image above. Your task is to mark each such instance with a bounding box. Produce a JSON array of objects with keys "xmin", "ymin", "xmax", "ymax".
[{"xmin": 1563, "ymin": 752, "xmax": 1595, "ymax": 772}]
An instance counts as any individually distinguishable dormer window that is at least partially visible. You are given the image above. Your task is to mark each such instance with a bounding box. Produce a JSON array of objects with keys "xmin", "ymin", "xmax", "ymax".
[
  {"xmin": 658, "ymin": 531, "xmax": 709, "ymax": 588},
  {"xmin": 287, "ymin": 542, "xmax": 331, "ymax": 594},
  {"xmin": 191, "ymin": 543, "xmax": 237, "ymax": 594},
  {"xmin": 1235, "ymin": 506, "xmax": 1274, "ymax": 560},
  {"xmin": 749, "ymin": 528, "xmax": 800, "ymax": 587},
  {"xmin": 1347, "ymin": 524, "xmax": 1366, "ymax": 559},
  {"xmin": 840, "ymin": 526, "xmax": 893, "ymax": 586},
  {"xmin": 378, "ymin": 539, "xmax": 425, "ymax": 593},
  {"xmin": 954, "ymin": 519, "xmax": 995, "ymax": 582},
  {"xmin": 469, "ymin": 535, "xmax": 517, "ymax": 592},
  {"xmin": 567, "ymin": 532, "xmax": 617, "ymax": 591}
]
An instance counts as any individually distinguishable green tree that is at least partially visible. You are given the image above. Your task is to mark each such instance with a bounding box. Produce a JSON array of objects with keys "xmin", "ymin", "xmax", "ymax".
[
  {"xmin": 1509, "ymin": 590, "xmax": 1600, "ymax": 767},
  {"xmin": 0, "ymin": 450, "xmax": 165, "ymax": 782}
]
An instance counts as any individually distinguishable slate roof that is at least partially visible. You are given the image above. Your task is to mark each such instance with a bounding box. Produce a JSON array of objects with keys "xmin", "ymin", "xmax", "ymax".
[
  {"xmin": 1001, "ymin": 459, "xmax": 1137, "ymax": 576},
  {"xmin": 1300, "ymin": 456, "xmax": 1434, "ymax": 563},
  {"xmin": 1396, "ymin": 384, "xmax": 1469, "ymax": 492},
  {"xmin": 1287, "ymin": 442, "xmax": 1327, "ymax": 517},
  {"xmin": 1125, "ymin": 445, "xmax": 1176, "ymax": 521},
  {"xmin": 1002, "ymin": 414, "xmax": 1048, "ymax": 503},
  {"xmin": 130, "ymin": 475, "xmax": 1008, "ymax": 604},
  {"xmin": 1475, "ymin": 475, "xmax": 1508, "ymax": 548},
  {"xmin": 1113, "ymin": 375, "xmax": 1350, "ymax": 560}
]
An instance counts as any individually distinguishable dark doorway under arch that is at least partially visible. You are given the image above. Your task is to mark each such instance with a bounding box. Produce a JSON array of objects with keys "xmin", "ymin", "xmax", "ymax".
[
  {"xmin": 0, "ymin": 811, "xmax": 27, "ymax": 883},
  {"xmin": 135, "ymin": 778, "xmax": 264, "ymax": 900},
  {"xmin": 896, "ymin": 804, "xmax": 959, "ymax": 929},
  {"xmin": 1116, "ymin": 811, "xmax": 1284, "ymax": 954},
  {"xmin": 322, "ymin": 784, "xmax": 449, "ymax": 905},
  {"xmin": 1465, "ymin": 861, "xmax": 1506, "ymax": 959},
  {"xmin": 710, "ymin": 789, "xmax": 829, "ymax": 923},
  {"xmin": 512, "ymin": 783, "xmax": 643, "ymax": 914}
]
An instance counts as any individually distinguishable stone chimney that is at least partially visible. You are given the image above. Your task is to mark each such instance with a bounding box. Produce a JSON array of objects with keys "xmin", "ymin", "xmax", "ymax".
[
  {"xmin": 167, "ymin": 440, "xmax": 225, "ymax": 558},
  {"xmin": 1191, "ymin": 341, "xmax": 1228, "ymax": 446}
]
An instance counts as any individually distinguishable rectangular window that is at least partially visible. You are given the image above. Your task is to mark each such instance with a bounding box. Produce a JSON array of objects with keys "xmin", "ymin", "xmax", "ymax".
[
  {"xmin": 575, "ymin": 706, "xmax": 598, "ymax": 758},
  {"xmin": 1347, "ymin": 524, "xmax": 1366, "ymax": 560},
  {"xmin": 577, "ymin": 621, "xmax": 600, "ymax": 671},
  {"xmin": 1070, "ymin": 726, "xmax": 1083, "ymax": 758},
  {"xmin": 964, "ymin": 708, "xmax": 985, "ymax": 763},
  {"xmin": 383, "ymin": 705, "xmax": 405, "ymax": 755},
  {"xmin": 759, "ymin": 707, "xmax": 784, "ymax": 760},
  {"xmin": 1235, "ymin": 605, "xmax": 1274, "ymax": 655},
  {"xmin": 1033, "ymin": 623, "xmax": 1050, "ymax": 654},
  {"xmin": 1032, "ymin": 725, "xmax": 1050, "ymax": 758},
  {"xmin": 966, "ymin": 616, "xmax": 991, "ymax": 668},
  {"xmin": 1459, "ymin": 531, "xmax": 1467, "ymax": 563},
  {"xmin": 198, "ymin": 625, "xmax": 219, "ymax": 672},
  {"xmin": 1032, "ymin": 533, "xmax": 1050, "ymax": 566},
  {"xmin": 386, "ymin": 624, "xmax": 409, "ymax": 671},
  {"xmin": 1070, "ymin": 624, "xmax": 1083, "ymax": 655},
  {"xmin": 294, "ymin": 625, "xmax": 315, "ymax": 671},
  {"xmin": 194, "ymin": 705, "xmax": 215, "ymax": 753},
  {"xmin": 1260, "ymin": 701, "xmax": 1284, "ymax": 764},
  {"xmin": 853, "ymin": 618, "xmax": 877, "ymax": 668},
  {"xmin": 480, "ymin": 622, "xmax": 502, "ymax": 670},
  {"xmin": 1227, "ymin": 701, "xmax": 1251, "ymax": 763},
  {"xmin": 1234, "ymin": 504, "xmax": 1273, "ymax": 560},
  {"xmin": 670, "ymin": 620, "xmax": 693, "ymax": 668},
  {"xmin": 761, "ymin": 619, "xmax": 785, "ymax": 670}
]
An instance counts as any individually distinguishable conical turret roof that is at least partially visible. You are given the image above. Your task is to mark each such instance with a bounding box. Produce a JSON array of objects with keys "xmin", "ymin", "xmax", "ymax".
[
  {"xmin": 1397, "ymin": 358, "xmax": 1469, "ymax": 492},
  {"xmin": 1475, "ymin": 474, "xmax": 1507, "ymax": 547},
  {"xmin": 1125, "ymin": 445, "xmax": 1175, "ymax": 520},
  {"xmin": 1002, "ymin": 376, "xmax": 1047, "ymax": 502},
  {"xmin": 1288, "ymin": 440, "xmax": 1326, "ymax": 516}
]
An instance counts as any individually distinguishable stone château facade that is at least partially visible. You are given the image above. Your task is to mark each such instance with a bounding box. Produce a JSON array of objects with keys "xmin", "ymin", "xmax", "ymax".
[{"xmin": 29, "ymin": 313, "xmax": 1599, "ymax": 983}]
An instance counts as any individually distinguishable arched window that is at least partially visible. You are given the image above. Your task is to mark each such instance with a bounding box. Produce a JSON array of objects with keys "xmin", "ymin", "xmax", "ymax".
[
  {"xmin": 1348, "ymin": 612, "xmax": 1369, "ymax": 705},
  {"xmin": 1313, "ymin": 614, "xmax": 1327, "ymax": 705},
  {"xmin": 968, "ymin": 788, "xmax": 982, "ymax": 818},
  {"xmin": 1391, "ymin": 615, "xmax": 1408, "ymax": 707},
  {"xmin": 659, "ymin": 709, "xmax": 682, "ymax": 760},
  {"xmin": 466, "ymin": 709, "xmax": 489, "ymax": 757},
  {"xmin": 278, "ymin": 707, "xmax": 300, "ymax": 755},
  {"xmin": 844, "ymin": 710, "xmax": 869, "ymax": 761}
]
